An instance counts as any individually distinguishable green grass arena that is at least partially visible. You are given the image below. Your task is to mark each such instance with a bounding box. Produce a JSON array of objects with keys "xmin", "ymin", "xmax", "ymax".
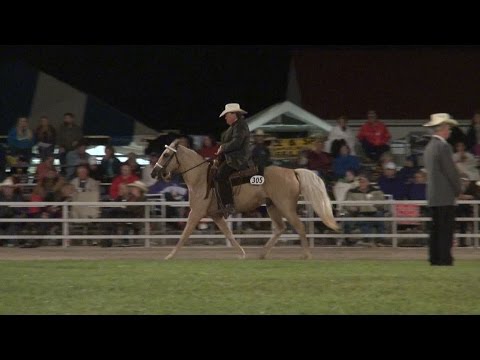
[{"xmin": 1, "ymin": 247, "xmax": 479, "ymax": 314}]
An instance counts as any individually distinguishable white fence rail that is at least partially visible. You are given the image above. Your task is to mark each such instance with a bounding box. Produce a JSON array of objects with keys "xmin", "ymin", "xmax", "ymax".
[{"xmin": 0, "ymin": 200, "xmax": 479, "ymax": 248}]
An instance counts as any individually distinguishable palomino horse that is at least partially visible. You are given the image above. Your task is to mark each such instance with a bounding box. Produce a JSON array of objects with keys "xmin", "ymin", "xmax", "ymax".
[{"xmin": 152, "ymin": 140, "xmax": 339, "ymax": 260}]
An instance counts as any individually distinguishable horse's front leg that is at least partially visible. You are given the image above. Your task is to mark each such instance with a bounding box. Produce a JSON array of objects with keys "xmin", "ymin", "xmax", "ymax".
[{"xmin": 165, "ymin": 210, "xmax": 203, "ymax": 260}]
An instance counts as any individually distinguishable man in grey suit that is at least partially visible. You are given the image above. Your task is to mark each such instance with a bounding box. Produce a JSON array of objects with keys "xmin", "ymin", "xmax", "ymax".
[{"xmin": 423, "ymin": 113, "xmax": 462, "ymax": 266}]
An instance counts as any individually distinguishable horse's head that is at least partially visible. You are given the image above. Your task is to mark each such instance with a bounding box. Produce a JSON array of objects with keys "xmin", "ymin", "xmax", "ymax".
[{"xmin": 151, "ymin": 140, "xmax": 181, "ymax": 182}]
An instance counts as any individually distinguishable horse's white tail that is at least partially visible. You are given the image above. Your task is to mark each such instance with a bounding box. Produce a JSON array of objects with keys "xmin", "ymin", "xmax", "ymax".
[{"xmin": 294, "ymin": 169, "xmax": 339, "ymax": 231}]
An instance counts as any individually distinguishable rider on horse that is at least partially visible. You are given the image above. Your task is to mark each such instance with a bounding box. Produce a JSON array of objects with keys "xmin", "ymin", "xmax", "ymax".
[{"xmin": 214, "ymin": 103, "xmax": 251, "ymax": 216}]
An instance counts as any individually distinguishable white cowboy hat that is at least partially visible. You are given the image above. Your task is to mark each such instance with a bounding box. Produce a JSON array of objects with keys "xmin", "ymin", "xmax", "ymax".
[
  {"xmin": 127, "ymin": 180, "xmax": 148, "ymax": 193},
  {"xmin": 0, "ymin": 177, "xmax": 17, "ymax": 187},
  {"xmin": 423, "ymin": 113, "xmax": 459, "ymax": 127},
  {"xmin": 219, "ymin": 103, "xmax": 248, "ymax": 118}
]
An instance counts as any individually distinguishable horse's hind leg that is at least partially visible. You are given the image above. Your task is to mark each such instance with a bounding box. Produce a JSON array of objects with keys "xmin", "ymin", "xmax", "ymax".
[
  {"xmin": 281, "ymin": 208, "xmax": 312, "ymax": 260},
  {"xmin": 212, "ymin": 215, "xmax": 246, "ymax": 259},
  {"xmin": 165, "ymin": 211, "xmax": 202, "ymax": 260},
  {"xmin": 260, "ymin": 205, "xmax": 286, "ymax": 260}
]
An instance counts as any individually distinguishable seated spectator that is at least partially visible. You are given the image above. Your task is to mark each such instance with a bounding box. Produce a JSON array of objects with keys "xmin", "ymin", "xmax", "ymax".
[
  {"xmin": 87, "ymin": 157, "xmax": 104, "ymax": 182},
  {"xmin": 9, "ymin": 155, "xmax": 30, "ymax": 185},
  {"xmin": 407, "ymin": 170, "xmax": 427, "ymax": 200},
  {"xmin": 453, "ymin": 141, "xmax": 480, "ymax": 181},
  {"xmin": 70, "ymin": 165, "xmax": 100, "ymax": 194},
  {"xmin": 251, "ymin": 130, "xmax": 272, "ymax": 169},
  {"xmin": 397, "ymin": 155, "xmax": 419, "ymax": 185},
  {"xmin": 34, "ymin": 116, "xmax": 56, "ymax": 161},
  {"xmin": 125, "ymin": 152, "xmax": 141, "ymax": 177},
  {"xmin": 57, "ymin": 113, "xmax": 83, "ymax": 176},
  {"xmin": 7, "ymin": 117, "xmax": 35, "ymax": 163},
  {"xmin": 332, "ymin": 169, "xmax": 359, "ymax": 215},
  {"xmin": 455, "ymin": 177, "xmax": 480, "ymax": 247},
  {"xmin": 344, "ymin": 172, "xmax": 386, "ymax": 245},
  {"xmin": 326, "ymin": 115, "xmax": 357, "ymax": 156},
  {"xmin": 36, "ymin": 155, "xmax": 57, "ymax": 183},
  {"xmin": 109, "ymin": 164, "xmax": 139, "ymax": 200},
  {"xmin": 100, "ymin": 145, "xmax": 121, "ymax": 183},
  {"xmin": 447, "ymin": 124, "xmax": 467, "ymax": 151},
  {"xmin": 0, "ymin": 177, "xmax": 26, "ymax": 247},
  {"xmin": 41, "ymin": 169, "xmax": 66, "ymax": 202},
  {"xmin": 357, "ymin": 110, "xmax": 391, "ymax": 162},
  {"xmin": 466, "ymin": 111, "xmax": 480, "ymax": 156},
  {"xmin": 141, "ymin": 153, "xmax": 160, "ymax": 190},
  {"xmin": 332, "ymin": 144, "xmax": 360, "ymax": 179},
  {"xmin": 65, "ymin": 140, "xmax": 92, "ymax": 180},
  {"xmin": 197, "ymin": 135, "xmax": 220, "ymax": 160},
  {"xmin": 303, "ymin": 138, "xmax": 333, "ymax": 181},
  {"xmin": 377, "ymin": 162, "xmax": 408, "ymax": 200}
]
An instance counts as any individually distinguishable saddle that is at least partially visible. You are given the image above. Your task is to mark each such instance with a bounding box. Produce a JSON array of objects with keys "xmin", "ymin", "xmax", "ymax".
[{"xmin": 204, "ymin": 160, "xmax": 260, "ymax": 200}]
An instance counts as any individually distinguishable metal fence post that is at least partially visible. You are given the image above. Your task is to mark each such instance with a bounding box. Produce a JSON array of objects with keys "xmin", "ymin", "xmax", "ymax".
[
  {"xmin": 474, "ymin": 203, "xmax": 479, "ymax": 248},
  {"xmin": 145, "ymin": 204, "xmax": 151, "ymax": 248},
  {"xmin": 391, "ymin": 202, "xmax": 398, "ymax": 248},
  {"xmin": 308, "ymin": 202, "xmax": 314, "ymax": 248},
  {"xmin": 62, "ymin": 204, "xmax": 70, "ymax": 248}
]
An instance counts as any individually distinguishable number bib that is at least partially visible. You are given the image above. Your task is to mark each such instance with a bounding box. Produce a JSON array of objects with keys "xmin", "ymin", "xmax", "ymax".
[{"xmin": 250, "ymin": 175, "xmax": 265, "ymax": 185}]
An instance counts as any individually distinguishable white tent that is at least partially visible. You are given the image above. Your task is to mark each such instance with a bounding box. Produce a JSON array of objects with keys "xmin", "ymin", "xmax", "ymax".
[{"xmin": 246, "ymin": 101, "xmax": 332, "ymax": 135}]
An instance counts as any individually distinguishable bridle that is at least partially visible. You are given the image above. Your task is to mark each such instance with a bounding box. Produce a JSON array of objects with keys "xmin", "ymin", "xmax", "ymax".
[{"xmin": 153, "ymin": 144, "xmax": 210, "ymax": 176}]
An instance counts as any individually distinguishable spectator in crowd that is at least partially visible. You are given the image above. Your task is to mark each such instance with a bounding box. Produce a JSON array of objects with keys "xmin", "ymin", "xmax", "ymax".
[
  {"xmin": 397, "ymin": 155, "xmax": 419, "ymax": 185},
  {"xmin": 197, "ymin": 135, "xmax": 220, "ymax": 160},
  {"xmin": 326, "ymin": 115, "xmax": 357, "ymax": 156},
  {"xmin": 303, "ymin": 138, "xmax": 333, "ymax": 180},
  {"xmin": 0, "ymin": 145, "xmax": 6, "ymax": 182},
  {"xmin": 141, "ymin": 153, "xmax": 160, "ymax": 191},
  {"xmin": 57, "ymin": 113, "xmax": 83, "ymax": 174},
  {"xmin": 0, "ymin": 177, "xmax": 26, "ymax": 247},
  {"xmin": 332, "ymin": 169, "xmax": 359, "ymax": 216},
  {"xmin": 40, "ymin": 169, "xmax": 66, "ymax": 202},
  {"xmin": 36, "ymin": 155, "xmax": 57, "ymax": 183},
  {"xmin": 65, "ymin": 140, "xmax": 92, "ymax": 180},
  {"xmin": 344, "ymin": 172, "xmax": 386, "ymax": 246},
  {"xmin": 452, "ymin": 141, "xmax": 480, "ymax": 181},
  {"xmin": 70, "ymin": 165, "xmax": 100, "ymax": 194},
  {"xmin": 423, "ymin": 113, "xmax": 461, "ymax": 266},
  {"xmin": 455, "ymin": 176, "xmax": 480, "ymax": 247},
  {"xmin": 100, "ymin": 145, "xmax": 121, "ymax": 183},
  {"xmin": 7, "ymin": 117, "xmax": 35, "ymax": 163},
  {"xmin": 357, "ymin": 110, "xmax": 391, "ymax": 161},
  {"xmin": 251, "ymin": 129, "xmax": 272, "ymax": 170},
  {"xmin": 378, "ymin": 161, "xmax": 408, "ymax": 200},
  {"xmin": 177, "ymin": 135, "xmax": 192, "ymax": 149},
  {"xmin": 407, "ymin": 169, "xmax": 427, "ymax": 200},
  {"xmin": 87, "ymin": 157, "xmax": 103, "ymax": 182},
  {"xmin": 34, "ymin": 116, "xmax": 56, "ymax": 161},
  {"xmin": 465, "ymin": 110, "xmax": 480, "ymax": 156},
  {"xmin": 332, "ymin": 144, "xmax": 360, "ymax": 179},
  {"xmin": 125, "ymin": 152, "xmax": 141, "ymax": 177},
  {"xmin": 9, "ymin": 155, "xmax": 30, "ymax": 184},
  {"xmin": 447, "ymin": 122, "xmax": 467, "ymax": 151},
  {"xmin": 109, "ymin": 163, "xmax": 139, "ymax": 200}
]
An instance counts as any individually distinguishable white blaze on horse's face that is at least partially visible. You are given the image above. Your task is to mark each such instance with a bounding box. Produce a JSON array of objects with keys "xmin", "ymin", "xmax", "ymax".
[{"xmin": 157, "ymin": 144, "xmax": 179, "ymax": 181}]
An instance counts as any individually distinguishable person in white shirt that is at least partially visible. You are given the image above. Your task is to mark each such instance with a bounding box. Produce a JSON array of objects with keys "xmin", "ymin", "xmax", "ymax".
[{"xmin": 325, "ymin": 115, "xmax": 357, "ymax": 156}]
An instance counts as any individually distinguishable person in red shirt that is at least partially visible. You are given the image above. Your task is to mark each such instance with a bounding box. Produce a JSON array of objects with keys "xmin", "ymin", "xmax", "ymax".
[
  {"xmin": 197, "ymin": 134, "xmax": 220, "ymax": 160},
  {"xmin": 304, "ymin": 139, "xmax": 333, "ymax": 180},
  {"xmin": 357, "ymin": 110, "xmax": 391, "ymax": 161},
  {"xmin": 109, "ymin": 163, "xmax": 139, "ymax": 200}
]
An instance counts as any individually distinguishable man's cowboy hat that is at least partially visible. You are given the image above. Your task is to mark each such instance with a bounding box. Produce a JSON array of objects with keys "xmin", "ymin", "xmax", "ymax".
[
  {"xmin": 219, "ymin": 103, "xmax": 248, "ymax": 118},
  {"xmin": 0, "ymin": 177, "xmax": 17, "ymax": 187},
  {"xmin": 423, "ymin": 113, "xmax": 459, "ymax": 127},
  {"xmin": 127, "ymin": 180, "xmax": 148, "ymax": 193}
]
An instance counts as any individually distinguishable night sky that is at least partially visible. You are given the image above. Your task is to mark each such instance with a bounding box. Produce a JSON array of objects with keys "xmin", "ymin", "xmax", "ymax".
[{"xmin": 0, "ymin": 45, "xmax": 293, "ymax": 137}]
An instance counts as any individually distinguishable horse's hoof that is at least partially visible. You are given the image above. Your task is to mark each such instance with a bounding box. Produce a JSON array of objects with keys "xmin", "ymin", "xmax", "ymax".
[
  {"xmin": 164, "ymin": 254, "xmax": 174, "ymax": 260},
  {"xmin": 302, "ymin": 253, "xmax": 312, "ymax": 260},
  {"xmin": 259, "ymin": 253, "xmax": 267, "ymax": 260}
]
